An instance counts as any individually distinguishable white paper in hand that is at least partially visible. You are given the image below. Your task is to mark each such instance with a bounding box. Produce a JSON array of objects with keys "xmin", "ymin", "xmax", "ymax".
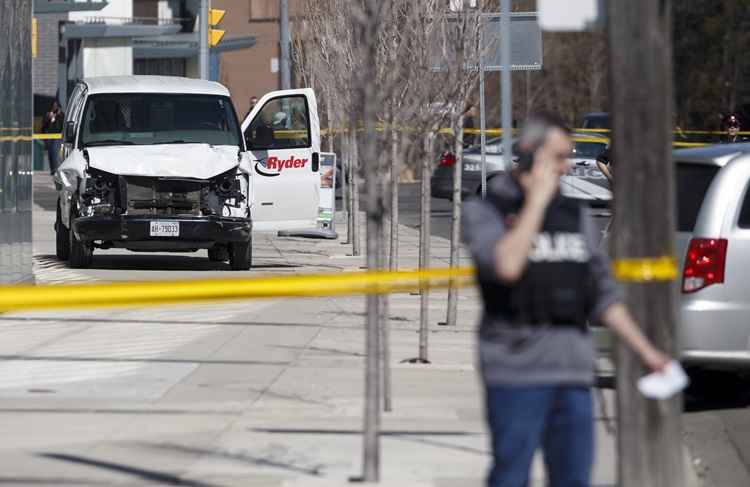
[{"xmin": 637, "ymin": 361, "xmax": 689, "ymax": 400}]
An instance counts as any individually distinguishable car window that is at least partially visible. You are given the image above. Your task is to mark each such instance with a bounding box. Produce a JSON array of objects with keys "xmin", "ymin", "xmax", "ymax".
[
  {"xmin": 78, "ymin": 93, "xmax": 242, "ymax": 148},
  {"xmin": 738, "ymin": 183, "xmax": 750, "ymax": 229},
  {"xmin": 573, "ymin": 142, "xmax": 606, "ymax": 159},
  {"xmin": 245, "ymin": 95, "xmax": 310, "ymax": 151},
  {"xmin": 675, "ymin": 162, "xmax": 720, "ymax": 232}
]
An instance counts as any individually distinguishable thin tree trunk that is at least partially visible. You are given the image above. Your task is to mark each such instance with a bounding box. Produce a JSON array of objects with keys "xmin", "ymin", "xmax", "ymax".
[
  {"xmin": 350, "ymin": 128, "xmax": 361, "ymax": 256},
  {"xmin": 446, "ymin": 115, "xmax": 464, "ymax": 327},
  {"xmin": 418, "ymin": 131, "xmax": 432, "ymax": 363},
  {"xmin": 389, "ymin": 126, "xmax": 400, "ymax": 270},
  {"xmin": 342, "ymin": 130, "xmax": 351, "ymax": 244},
  {"xmin": 356, "ymin": 0, "xmax": 381, "ymax": 479},
  {"xmin": 326, "ymin": 93, "xmax": 335, "ymax": 153},
  {"xmin": 381, "ymin": 180, "xmax": 392, "ymax": 411}
]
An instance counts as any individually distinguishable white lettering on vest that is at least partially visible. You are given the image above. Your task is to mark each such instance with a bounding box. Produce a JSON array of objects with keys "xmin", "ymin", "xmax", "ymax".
[{"xmin": 528, "ymin": 232, "xmax": 589, "ymax": 263}]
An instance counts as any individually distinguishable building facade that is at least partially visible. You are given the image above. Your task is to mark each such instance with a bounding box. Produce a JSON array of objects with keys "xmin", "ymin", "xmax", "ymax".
[{"xmin": 33, "ymin": 0, "xmax": 300, "ymax": 122}]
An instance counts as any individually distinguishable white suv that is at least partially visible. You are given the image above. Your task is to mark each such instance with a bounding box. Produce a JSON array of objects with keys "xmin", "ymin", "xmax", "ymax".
[{"xmin": 54, "ymin": 76, "xmax": 320, "ymax": 270}]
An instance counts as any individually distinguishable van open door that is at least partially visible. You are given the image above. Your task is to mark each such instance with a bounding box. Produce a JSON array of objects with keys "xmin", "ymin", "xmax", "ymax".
[{"xmin": 241, "ymin": 89, "xmax": 320, "ymax": 232}]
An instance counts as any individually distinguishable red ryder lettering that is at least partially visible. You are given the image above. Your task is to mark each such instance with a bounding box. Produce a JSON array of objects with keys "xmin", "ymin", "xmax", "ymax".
[{"xmin": 266, "ymin": 156, "xmax": 308, "ymax": 172}]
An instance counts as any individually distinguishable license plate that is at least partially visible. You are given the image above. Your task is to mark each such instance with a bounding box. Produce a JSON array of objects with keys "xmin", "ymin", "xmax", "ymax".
[
  {"xmin": 149, "ymin": 221, "xmax": 180, "ymax": 237},
  {"xmin": 464, "ymin": 163, "xmax": 481, "ymax": 172}
]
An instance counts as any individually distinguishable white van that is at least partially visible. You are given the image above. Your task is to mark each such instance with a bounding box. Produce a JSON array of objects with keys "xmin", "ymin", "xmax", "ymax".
[{"xmin": 54, "ymin": 76, "xmax": 320, "ymax": 270}]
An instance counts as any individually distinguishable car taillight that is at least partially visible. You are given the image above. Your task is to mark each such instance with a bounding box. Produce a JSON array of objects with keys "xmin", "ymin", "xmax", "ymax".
[
  {"xmin": 439, "ymin": 152, "xmax": 456, "ymax": 167},
  {"xmin": 682, "ymin": 238, "xmax": 728, "ymax": 293}
]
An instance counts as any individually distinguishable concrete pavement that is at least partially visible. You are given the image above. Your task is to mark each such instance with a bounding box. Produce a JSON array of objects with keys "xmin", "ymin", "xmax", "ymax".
[{"xmin": 0, "ymin": 174, "xmax": 709, "ymax": 486}]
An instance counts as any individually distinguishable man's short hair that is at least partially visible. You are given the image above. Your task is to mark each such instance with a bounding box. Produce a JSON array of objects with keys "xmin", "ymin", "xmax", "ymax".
[
  {"xmin": 518, "ymin": 112, "xmax": 571, "ymax": 152},
  {"xmin": 516, "ymin": 113, "xmax": 571, "ymax": 171}
]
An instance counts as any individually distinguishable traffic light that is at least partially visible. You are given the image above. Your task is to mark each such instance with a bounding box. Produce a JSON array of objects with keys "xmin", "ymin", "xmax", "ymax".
[{"xmin": 208, "ymin": 8, "xmax": 225, "ymax": 47}]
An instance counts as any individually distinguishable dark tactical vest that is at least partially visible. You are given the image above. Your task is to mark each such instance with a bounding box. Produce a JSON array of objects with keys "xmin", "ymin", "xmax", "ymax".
[{"xmin": 481, "ymin": 181, "xmax": 597, "ymax": 330}]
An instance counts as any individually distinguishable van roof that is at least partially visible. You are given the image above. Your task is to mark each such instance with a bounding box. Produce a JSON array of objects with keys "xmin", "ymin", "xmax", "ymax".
[
  {"xmin": 82, "ymin": 76, "xmax": 230, "ymax": 97},
  {"xmin": 673, "ymin": 143, "xmax": 750, "ymax": 167}
]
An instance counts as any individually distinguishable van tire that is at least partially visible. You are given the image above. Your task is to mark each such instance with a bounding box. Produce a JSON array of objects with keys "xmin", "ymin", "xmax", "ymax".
[
  {"xmin": 229, "ymin": 239, "xmax": 252, "ymax": 271},
  {"xmin": 208, "ymin": 246, "xmax": 230, "ymax": 262},
  {"xmin": 55, "ymin": 201, "xmax": 70, "ymax": 261},
  {"xmin": 68, "ymin": 206, "xmax": 93, "ymax": 269}
]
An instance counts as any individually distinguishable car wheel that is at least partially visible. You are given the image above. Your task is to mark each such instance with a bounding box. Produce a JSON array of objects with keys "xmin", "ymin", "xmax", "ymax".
[
  {"xmin": 68, "ymin": 205, "xmax": 93, "ymax": 269},
  {"xmin": 55, "ymin": 201, "xmax": 70, "ymax": 261},
  {"xmin": 229, "ymin": 239, "xmax": 252, "ymax": 271},
  {"xmin": 208, "ymin": 246, "xmax": 230, "ymax": 262}
]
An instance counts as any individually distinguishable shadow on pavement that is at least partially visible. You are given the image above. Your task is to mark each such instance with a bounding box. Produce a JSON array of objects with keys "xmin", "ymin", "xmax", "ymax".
[
  {"xmin": 38, "ymin": 452, "xmax": 221, "ymax": 487},
  {"xmin": 684, "ymin": 368, "xmax": 750, "ymax": 412},
  {"xmin": 133, "ymin": 442, "xmax": 324, "ymax": 476}
]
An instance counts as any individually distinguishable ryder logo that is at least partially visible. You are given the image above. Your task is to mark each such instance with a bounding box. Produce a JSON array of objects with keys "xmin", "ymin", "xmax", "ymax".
[{"xmin": 256, "ymin": 156, "xmax": 309, "ymax": 177}]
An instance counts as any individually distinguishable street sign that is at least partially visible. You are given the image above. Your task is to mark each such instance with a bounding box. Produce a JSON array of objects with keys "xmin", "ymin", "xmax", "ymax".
[
  {"xmin": 482, "ymin": 13, "xmax": 542, "ymax": 71},
  {"xmin": 538, "ymin": 0, "xmax": 605, "ymax": 32},
  {"xmin": 430, "ymin": 13, "xmax": 542, "ymax": 72}
]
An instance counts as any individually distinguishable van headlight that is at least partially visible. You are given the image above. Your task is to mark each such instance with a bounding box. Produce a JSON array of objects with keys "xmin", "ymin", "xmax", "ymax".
[
  {"xmin": 201, "ymin": 168, "xmax": 246, "ymax": 216},
  {"xmin": 81, "ymin": 168, "xmax": 119, "ymax": 216}
]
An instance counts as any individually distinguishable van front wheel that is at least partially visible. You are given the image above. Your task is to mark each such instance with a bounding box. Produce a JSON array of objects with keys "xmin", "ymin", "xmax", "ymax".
[{"xmin": 229, "ymin": 239, "xmax": 251, "ymax": 271}]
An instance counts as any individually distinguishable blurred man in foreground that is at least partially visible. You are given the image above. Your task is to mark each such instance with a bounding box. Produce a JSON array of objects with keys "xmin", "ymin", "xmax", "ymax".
[{"xmin": 463, "ymin": 113, "xmax": 671, "ymax": 487}]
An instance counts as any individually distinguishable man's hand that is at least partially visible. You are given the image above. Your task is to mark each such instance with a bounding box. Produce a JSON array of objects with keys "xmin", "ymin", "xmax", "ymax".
[
  {"xmin": 642, "ymin": 348, "xmax": 671, "ymax": 373},
  {"xmin": 601, "ymin": 303, "xmax": 673, "ymax": 373},
  {"xmin": 519, "ymin": 156, "xmax": 560, "ymax": 208}
]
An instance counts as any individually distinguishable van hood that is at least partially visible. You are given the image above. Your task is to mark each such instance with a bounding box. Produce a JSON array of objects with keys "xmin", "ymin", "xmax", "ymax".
[{"xmin": 85, "ymin": 144, "xmax": 240, "ymax": 179}]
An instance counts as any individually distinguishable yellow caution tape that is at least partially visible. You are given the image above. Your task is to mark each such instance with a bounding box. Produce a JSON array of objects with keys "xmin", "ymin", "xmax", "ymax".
[
  {"xmin": 33, "ymin": 133, "xmax": 62, "ymax": 140},
  {"xmin": 673, "ymin": 141, "xmax": 709, "ymax": 148},
  {"xmin": 612, "ymin": 256, "xmax": 679, "ymax": 282},
  {"xmin": 0, "ymin": 267, "xmax": 476, "ymax": 314},
  {"xmin": 0, "ymin": 135, "xmax": 34, "ymax": 142}
]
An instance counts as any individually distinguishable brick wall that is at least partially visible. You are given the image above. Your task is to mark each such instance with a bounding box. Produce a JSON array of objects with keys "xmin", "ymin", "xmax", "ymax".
[{"xmin": 33, "ymin": 13, "xmax": 66, "ymax": 99}]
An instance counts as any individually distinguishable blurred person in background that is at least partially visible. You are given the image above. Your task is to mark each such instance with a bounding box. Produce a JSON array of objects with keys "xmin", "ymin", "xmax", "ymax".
[
  {"xmin": 463, "ymin": 112, "xmax": 671, "ymax": 487},
  {"xmin": 720, "ymin": 114, "xmax": 748, "ymax": 144},
  {"xmin": 41, "ymin": 100, "xmax": 64, "ymax": 174}
]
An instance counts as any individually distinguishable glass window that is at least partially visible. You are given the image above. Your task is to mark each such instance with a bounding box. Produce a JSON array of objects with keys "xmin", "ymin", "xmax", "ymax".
[
  {"xmin": 675, "ymin": 163, "xmax": 720, "ymax": 232},
  {"xmin": 738, "ymin": 183, "xmax": 750, "ymax": 229},
  {"xmin": 245, "ymin": 95, "xmax": 310, "ymax": 151},
  {"xmin": 573, "ymin": 141, "xmax": 607, "ymax": 159},
  {"xmin": 78, "ymin": 94, "xmax": 242, "ymax": 148}
]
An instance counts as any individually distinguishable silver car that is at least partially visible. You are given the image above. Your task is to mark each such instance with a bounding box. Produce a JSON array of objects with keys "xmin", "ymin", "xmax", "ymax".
[
  {"xmin": 597, "ymin": 144, "xmax": 750, "ymax": 369},
  {"xmin": 675, "ymin": 144, "xmax": 750, "ymax": 367}
]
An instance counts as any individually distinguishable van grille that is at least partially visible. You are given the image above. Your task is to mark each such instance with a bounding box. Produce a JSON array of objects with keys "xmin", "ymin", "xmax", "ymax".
[{"xmin": 124, "ymin": 177, "xmax": 202, "ymax": 216}]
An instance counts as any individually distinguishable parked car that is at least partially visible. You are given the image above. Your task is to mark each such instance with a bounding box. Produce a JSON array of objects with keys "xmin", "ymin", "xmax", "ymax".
[
  {"xmin": 597, "ymin": 143, "xmax": 750, "ymax": 369},
  {"xmin": 54, "ymin": 76, "xmax": 321, "ymax": 270},
  {"xmin": 581, "ymin": 112, "xmax": 610, "ymax": 130},
  {"xmin": 431, "ymin": 136, "xmax": 612, "ymax": 206}
]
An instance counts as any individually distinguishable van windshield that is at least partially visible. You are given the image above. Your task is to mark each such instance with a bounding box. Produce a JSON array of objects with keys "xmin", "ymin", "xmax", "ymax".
[
  {"xmin": 676, "ymin": 163, "xmax": 720, "ymax": 232},
  {"xmin": 79, "ymin": 94, "xmax": 242, "ymax": 148}
]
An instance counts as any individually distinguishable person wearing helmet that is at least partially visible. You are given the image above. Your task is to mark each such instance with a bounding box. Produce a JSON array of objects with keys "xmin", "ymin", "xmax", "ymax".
[{"xmin": 720, "ymin": 114, "xmax": 749, "ymax": 144}]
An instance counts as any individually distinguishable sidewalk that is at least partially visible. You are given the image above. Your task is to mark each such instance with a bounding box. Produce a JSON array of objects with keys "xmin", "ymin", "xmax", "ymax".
[{"xmin": 0, "ymin": 184, "xmax": 704, "ymax": 486}]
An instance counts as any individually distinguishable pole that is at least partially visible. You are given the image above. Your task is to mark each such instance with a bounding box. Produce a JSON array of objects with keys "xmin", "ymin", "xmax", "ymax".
[
  {"xmin": 608, "ymin": 1, "xmax": 683, "ymax": 486},
  {"xmin": 199, "ymin": 0, "xmax": 209, "ymax": 80},
  {"xmin": 500, "ymin": 0, "xmax": 512, "ymax": 170},
  {"xmin": 280, "ymin": 0, "xmax": 291, "ymax": 90}
]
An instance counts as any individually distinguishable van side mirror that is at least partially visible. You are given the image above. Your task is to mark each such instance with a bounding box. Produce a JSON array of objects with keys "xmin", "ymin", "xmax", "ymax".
[{"xmin": 64, "ymin": 121, "xmax": 76, "ymax": 144}]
